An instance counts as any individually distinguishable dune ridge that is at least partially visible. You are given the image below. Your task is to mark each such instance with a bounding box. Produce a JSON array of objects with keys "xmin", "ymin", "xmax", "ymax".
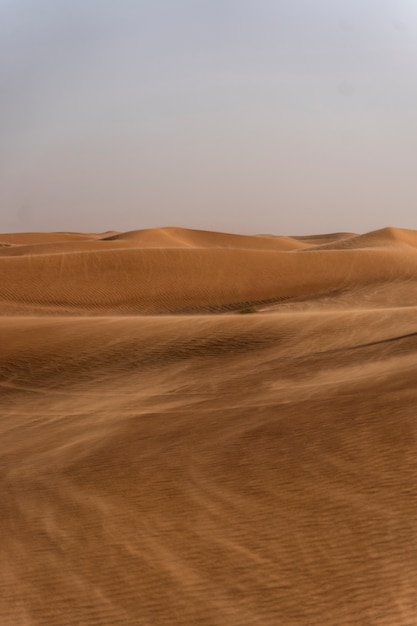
[
  {"xmin": 304, "ymin": 227, "xmax": 417, "ymax": 251},
  {"xmin": 1, "ymin": 226, "xmax": 417, "ymax": 315},
  {"xmin": 1, "ymin": 226, "xmax": 416, "ymax": 625}
]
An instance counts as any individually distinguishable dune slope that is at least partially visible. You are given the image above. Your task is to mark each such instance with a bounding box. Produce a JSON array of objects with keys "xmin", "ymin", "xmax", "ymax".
[
  {"xmin": 1, "ymin": 226, "xmax": 417, "ymax": 315},
  {"xmin": 0, "ymin": 227, "xmax": 416, "ymax": 625}
]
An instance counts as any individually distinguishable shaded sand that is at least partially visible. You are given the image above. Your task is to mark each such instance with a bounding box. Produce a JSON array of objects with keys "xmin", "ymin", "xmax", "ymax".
[{"xmin": 1, "ymin": 227, "xmax": 417, "ymax": 625}]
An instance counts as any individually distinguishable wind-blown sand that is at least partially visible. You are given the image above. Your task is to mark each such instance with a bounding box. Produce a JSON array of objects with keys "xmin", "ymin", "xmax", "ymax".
[{"xmin": 1, "ymin": 226, "xmax": 416, "ymax": 625}]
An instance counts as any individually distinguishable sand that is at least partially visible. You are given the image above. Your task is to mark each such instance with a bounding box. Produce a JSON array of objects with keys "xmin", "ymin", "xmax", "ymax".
[{"xmin": 0, "ymin": 226, "xmax": 416, "ymax": 625}]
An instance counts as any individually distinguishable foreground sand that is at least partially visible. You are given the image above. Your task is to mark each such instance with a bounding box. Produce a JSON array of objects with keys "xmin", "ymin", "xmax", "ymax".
[{"xmin": 1, "ymin": 227, "xmax": 417, "ymax": 625}]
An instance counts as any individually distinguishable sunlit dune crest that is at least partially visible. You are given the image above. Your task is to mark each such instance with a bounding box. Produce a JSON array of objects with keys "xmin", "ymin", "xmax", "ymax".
[{"xmin": 0, "ymin": 227, "xmax": 416, "ymax": 625}]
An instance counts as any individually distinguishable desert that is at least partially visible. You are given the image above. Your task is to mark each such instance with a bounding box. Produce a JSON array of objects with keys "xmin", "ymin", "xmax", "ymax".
[{"xmin": 1, "ymin": 226, "xmax": 416, "ymax": 625}]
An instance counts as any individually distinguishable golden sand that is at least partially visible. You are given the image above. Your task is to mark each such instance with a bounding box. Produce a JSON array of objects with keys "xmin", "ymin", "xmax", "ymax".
[{"xmin": 1, "ymin": 227, "xmax": 416, "ymax": 624}]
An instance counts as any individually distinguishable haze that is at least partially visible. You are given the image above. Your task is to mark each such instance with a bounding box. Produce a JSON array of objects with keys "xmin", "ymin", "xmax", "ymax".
[{"xmin": 1, "ymin": 0, "xmax": 417, "ymax": 234}]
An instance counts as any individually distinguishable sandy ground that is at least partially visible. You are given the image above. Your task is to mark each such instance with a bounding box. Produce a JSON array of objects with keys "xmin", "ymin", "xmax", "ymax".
[{"xmin": 0, "ymin": 227, "xmax": 416, "ymax": 625}]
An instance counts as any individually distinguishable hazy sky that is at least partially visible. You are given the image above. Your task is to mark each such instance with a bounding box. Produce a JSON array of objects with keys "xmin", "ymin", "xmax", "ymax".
[{"xmin": 1, "ymin": 0, "xmax": 417, "ymax": 234}]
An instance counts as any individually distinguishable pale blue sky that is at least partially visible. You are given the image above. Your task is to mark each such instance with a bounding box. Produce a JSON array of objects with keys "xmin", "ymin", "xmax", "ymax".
[{"xmin": 1, "ymin": 0, "xmax": 417, "ymax": 234}]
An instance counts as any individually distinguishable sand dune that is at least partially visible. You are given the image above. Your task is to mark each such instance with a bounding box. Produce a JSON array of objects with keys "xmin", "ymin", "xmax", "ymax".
[
  {"xmin": 1, "ymin": 226, "xmax": 417, "ymax": 625},
  {"xmin": 290, "ymin": 231, "xmax": 357, "ymax": 245},
  {"xmin": 103, "ymin": 226, "xmax": 306, "ymax": 250},
  {"xmin": 0, "ymin": 228, "xmax": 304, "ymax": 259},
  {"xmin": 1, "ymin": 226, "xmax": 417, "ymax": 315},
  {"xmin": 305, "ymin": 227, "xmax": 417, "ymax": 251},
  {"xmin": 0, "ymin": 231, "xmax": 100, "ymax": 245}
]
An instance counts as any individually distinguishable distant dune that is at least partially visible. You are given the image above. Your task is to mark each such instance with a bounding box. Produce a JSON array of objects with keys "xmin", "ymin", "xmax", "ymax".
[
  {"xmin": 0, "ymin": 227, "xmax": 416, "ymax": 625},
  {"xmin": 1, "ymin": 226, "xmax": 417, "ymax": 315}
]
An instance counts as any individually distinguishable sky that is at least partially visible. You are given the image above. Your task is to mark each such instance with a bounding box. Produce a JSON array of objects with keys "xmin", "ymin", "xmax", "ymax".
[{"xmin": 1, "ymin": 0, "xmax": 417, "ymax": 235}]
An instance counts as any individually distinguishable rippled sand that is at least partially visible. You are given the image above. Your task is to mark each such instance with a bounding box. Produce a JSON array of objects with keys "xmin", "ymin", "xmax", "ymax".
[{"xmin": 1, "ymin": 227, "xmax": 416, "ymax": 625}]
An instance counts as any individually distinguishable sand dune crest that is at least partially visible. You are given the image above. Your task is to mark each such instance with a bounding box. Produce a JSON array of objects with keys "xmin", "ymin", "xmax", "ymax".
[{"xmin": 1, "ymin": 226, "xmax": 417, "ymax": 315}]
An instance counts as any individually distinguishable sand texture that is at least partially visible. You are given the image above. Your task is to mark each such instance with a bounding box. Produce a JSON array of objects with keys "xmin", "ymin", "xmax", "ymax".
[{"xmin": 1, "ymin": 226, "xmax": 417, "ymax": 625}]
